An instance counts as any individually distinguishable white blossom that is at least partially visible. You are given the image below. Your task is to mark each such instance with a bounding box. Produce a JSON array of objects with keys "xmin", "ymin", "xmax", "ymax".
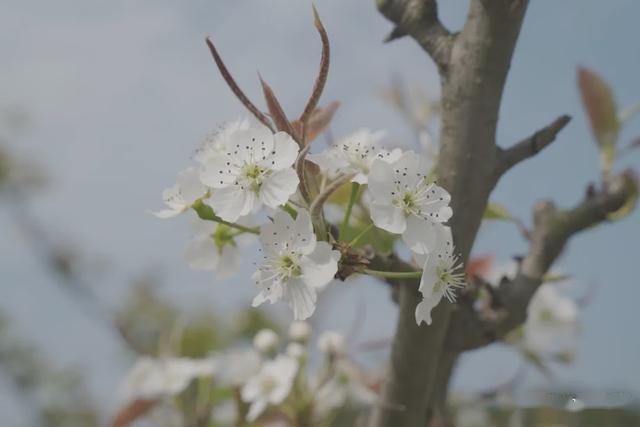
[
  {"xmin": 194, "ymin": 118, "xmax": 250, "ymax": 164},
  {"xmin": 119, "ymin": 357, "xmax": 217, "ymax": 402},
  {"xmin": 286, "ymin": 342, "xmax": 306, "ymax": 359},
  {"xmin": 317, "ymin": 330, "xmax": 346, "ymax": 356},
  {"xmin": 241, "ymin": 355, "xmax": 298, "ymax": 421},
  {"xmin": 415, "ymin": 225, "xmax": 465, "ymax": 326},
  {"xmin": 307, "ymin": 129, "xmax": 401, "ymax": 184},
  {"xmin": 252, "ymin": 209, "xmax": 340, "ymax": 320},
  {"xmin": 199, "ymin": 123, "xmax": 300, "ymax": 222},
  {"xmin": 288, "ymin": 320, "xmax": 312, "ymax": 341},
  {"xmin": 185, "ymin": 218, "xmax": 255, "ymax": 279},
  {"xmin": 253, "ymin": 329, "xmax": 280, "ymax": 353},
  {"xmin": 523, "ymin": 283, "xmax": 579, "ymax": 354},
  {"xmin": 217, "ymin": 349, "xmax": 262, "ymax": 387},
  {"xmin": 152, "ymin": 167, "xmax": 206, "ymax": 219},
  {"xmin": 368, "ymin": 151, "xmax": 451, "ymax": 254}
]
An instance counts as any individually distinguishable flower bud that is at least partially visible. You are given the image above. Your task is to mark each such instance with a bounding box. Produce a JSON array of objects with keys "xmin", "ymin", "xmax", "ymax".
[
  {"xmin": 317, "ymin": 331, "xmax": 345, "ymax": 356},
  {"xmin": 288, "ymin": 321, "xmax": 311, "ymax": 341},
  {"xmin": 252, "ymin": 329, "xmax": 279, "ymax": 353}
]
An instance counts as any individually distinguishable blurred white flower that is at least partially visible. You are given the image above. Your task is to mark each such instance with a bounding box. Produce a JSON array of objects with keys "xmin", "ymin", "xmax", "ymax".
[
  {"xmin": 241, "ymin": 355, "xmax": 298, "ymax": 421},
  {"xmin": 199, "ymin": 123, "xmax": 300, "ymax": 222},
  {"xmin": 252, "ymin": 209, "xmax": 340, "ymax": 320},
  {"xmin": 314, "ymin": 359, "xmax": 376, "ymax": 417},
  {"xmin": 288, "ymin": 320, "xmax": 311, "ymax": 341},
  {"xmin": 565, "ymin": 397, "xmax": 586, "ymax": 412},
  {"xmin": 307, "ymin": 129, "xmax": 401, "ymax": 184},
  {"xmin": 523, "ymin": 283, "xmax": 579, "ymax": 354},
  {"xmin": 317, "ymin": 330, "xmax": 346, "ymax": 355},
  {"xmin": 194, "ymin": 118, "xmax": 250, "ymax": 164},
  {"xmin": 217, "ymin": 349, "xmax": 262, "ymax": 387},
  {"xmin": 253, "ymin": 329, "xmax": 280, "ymax": 353},
  {"xmin": 119, "ymin": 357, "xmax": 217, "ymax": 402},
  {"xmin": 152, "ymin": 167, "xmax": 206, "ymax": 218},
  {"xmin": 368, "ymin": 151, "xmax": 451, "ymax": 254},
  {"xmin": 185, "ymin": 218, "xmax": 256, "ymax": 279},
  {"xmin": 286, "ymin": 342, "xmax": 306, "ymax": 359},
  {"xmin": 415, "ymin": 226, "xmax": 465, "ymax": 326}
]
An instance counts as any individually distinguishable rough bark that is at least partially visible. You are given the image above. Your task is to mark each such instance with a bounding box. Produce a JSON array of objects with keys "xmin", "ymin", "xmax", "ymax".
[{"xmin": 370, "ymin": 1, "xmax": 531, "ymax": 426}]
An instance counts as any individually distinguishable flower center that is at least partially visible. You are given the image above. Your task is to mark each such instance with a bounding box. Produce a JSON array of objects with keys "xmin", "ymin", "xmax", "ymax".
[
  {"xmin": 260, "ymin": 375, "xmax": 277, "ymax": 394},
  {"xmin": 432, "ymin": 260, "xmax": 465, "ymax": 302},
  {"xmin": 277, "ymin": 253, "xmax": 302, "ymax": 279},
  {"xmin": 240, "ymin": 163, "xmax": 269, "ymax": 192}
]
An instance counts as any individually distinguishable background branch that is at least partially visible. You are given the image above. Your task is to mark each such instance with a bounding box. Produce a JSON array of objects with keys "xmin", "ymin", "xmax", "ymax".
[
  {"xmin": 447, "ymin": 169, "xmax": 638, "ymax": 351},
  {"xmin": 496, "ymin": 115, "xmax": 572, "ymax": 177}
]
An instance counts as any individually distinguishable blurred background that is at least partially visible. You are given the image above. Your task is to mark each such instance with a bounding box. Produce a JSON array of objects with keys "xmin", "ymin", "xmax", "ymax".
[{"xmin": 1, "ymin": 0, "xmax": 639, "ymax": 425}]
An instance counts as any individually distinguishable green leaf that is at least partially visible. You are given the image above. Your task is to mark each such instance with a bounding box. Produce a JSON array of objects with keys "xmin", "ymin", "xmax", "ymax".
[
  {"xmin": 483, "ymin": 202, "xmax": 513, "ymax": 221},
  {"xmin": 577, "ymin": 67, "xmax": 620, "ymax": 174}
]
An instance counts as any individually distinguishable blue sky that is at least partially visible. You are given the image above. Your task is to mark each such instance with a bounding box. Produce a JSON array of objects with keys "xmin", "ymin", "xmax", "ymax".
[{"xmin": 1, "ymin": 0, "xmax": 639, "ymax": 422}]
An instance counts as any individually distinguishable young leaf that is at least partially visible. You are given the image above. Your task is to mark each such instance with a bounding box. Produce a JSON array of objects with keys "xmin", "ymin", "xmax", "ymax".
[
  {"xmin": 291, "ymin": 101, "xmax": 340, "ymax": 143},
  {"xmin": 299, "ymin": 5, "xmax": 330, "ymax": 126},
  {"xmin": 259, "ymin": 75, "xmax": 297, "ymax": 140},
  {"xmin": 577, "ymin": 67, "xmax": 619, "ymax": 174},
  {"xmin": 483, "ymin": 202, "xmax": 513, "ymax": 221}
]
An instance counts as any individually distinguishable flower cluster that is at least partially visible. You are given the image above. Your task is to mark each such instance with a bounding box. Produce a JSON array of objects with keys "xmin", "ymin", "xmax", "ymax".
[
  {"xmin": 154, "ymin": 117, "xmax": 464, "ymax": 325},
  {"xmin": 117, "ymin": 324, "xmax": 376, "ymax": 424}
]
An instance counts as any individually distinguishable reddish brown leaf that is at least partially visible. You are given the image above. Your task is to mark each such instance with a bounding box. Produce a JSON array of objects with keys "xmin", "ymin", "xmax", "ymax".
[
  {"xmin": 111, "ymin": 399, "xmax": 156, "ymax": 427},
  {"xmin": 465, "ymin": 255, "xmax": 494, "ymax": 280},
  {"xmin": 292, "ymin": 101, "xmax": 340, "ymax": 143},
  {"xmin": 258, "ymin": 75, "xmax": 297, "ymax": 140},
  {"xmin": 577, "ymin": 66, "xmax": 619, "ymax": 149}
]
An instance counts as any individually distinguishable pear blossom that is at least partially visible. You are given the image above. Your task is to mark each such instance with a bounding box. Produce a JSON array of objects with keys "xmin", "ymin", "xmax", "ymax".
[
  {"xmin": 217, "ymin": 349, "xmax": 262, "ymax": 387},
  {"xmin": 368, "ymin": 150, "xmax": 451, "ymax": 254},
  {"xmin": 415, "ymin": 225, "xmax": 465, "ymax": 326},
  {"xmin": 199, "ymin": 123, "xmax": 300, "ymax": 222},
  {"xmin": 288, "ymin": 320, "xmax": 312, "ymax": 341},
  {"xmin": 253, "ymin": 329, "xmax": 280, "ymax": 353},
  {"xmin": 241, "ymin": 355, "xmax": 298, "ymax": 421},
  {"xmin": 119, "ymin": 357, "xmax": 217, "ymax": 402},
  {"xmin": 286, "ymin": 342, "xmax": 306, "ymax": 359},
  {"xmin": 252, "ymin": 209, "xmax": 340, "ymax": 320},
  {"xmin": 194, "ymin": 118, "xmax": 250, "ymax": 164},
  {"xmin": 152, "ymin": 167, "xmax": 206, "ymax": 218},
  {"xmin": 317, "ymin": 330, "xmax": 346, "ymax": 356},
  {"xmin": 307, "ymin": 128, "xmax": 401, "ymax": 184},
  {"xmin": 522, "ymin": 283, "xmax": 579, "ymax": 355},
  {"xmin": 185, "ymin": 218, "xmax": 255, "ymax": 279}
]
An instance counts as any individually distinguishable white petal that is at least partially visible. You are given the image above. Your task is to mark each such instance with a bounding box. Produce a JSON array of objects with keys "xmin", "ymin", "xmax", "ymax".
[
  {"xmin": 415, "ymin": 295, "xmax": 442, "ymax": 326},
  {"xmin": 300, "ymin": 242, "xmax": 339, "ymax": 289},
  {"xmin": 392, "ymin": 151, "xmax": 422, "ymax": 188},
  {"xmin": 283, "ymin": 278, "xmax": 317, "ymax": 320},
  {"xmin": 215, "ymin": 245, "xmax": 240, "ymax": 279},
  {"xmin": 419, "ymin": 255, "xmax": 438, "ymax": 295},
  {"xmin": 177, "ymin": 167, "xmax": 206, "ymax": 203},
  {"xmin": 150, "ymin": 208, "xmax": 181, "ymax": 219},
  {"xmin": 307, "ymin": 150, "xmax": 347, "ymax": 177},
  {"xmin": 368, "ymin": 158, "xmax": 395, "ymax": 203},
  {"xmin": 261, "ymin": 132, "xmax": 299, "ymax": 170},
  {"xmin": 370, "ymin": 202, "xmax": 406, "ymax": 234},
  {"xmin": 227, "ymin": 126, "xmax": 274, "ymax": 162},
  {"xmin": 207, "ymin": 186, "xmax": 255, "ymax": 222},
  {"xmin": 260, "ymin": 209, "xmax": 295, "ymax": 251},
  {"xmin": 352, "ymin": 172, "xmax": 368, "ymax": 184},
  {"xmin": 246, "ymin": 398, "xmax": 268, "ymax": 422},
  {"xmin": 199, "ymin": 155, "xmax": 239, "ymax": 189},
  {"xmin": 403, "ymin": 215, "xmax": 439, "ymax": 255},
  {"xmin": 259, "ymin": 168, "xmax": 299, "ymax": 209},
  {"xmin": 185, "ymin": 237, "xmax": 219, "ymax": 270},
  {"xmin": 291, "ymin": 209, "xmax": 316, "ymax": 254},
  {"xmin": 161, "ymin": 183, "xmax": 186, "ymax": 211}
]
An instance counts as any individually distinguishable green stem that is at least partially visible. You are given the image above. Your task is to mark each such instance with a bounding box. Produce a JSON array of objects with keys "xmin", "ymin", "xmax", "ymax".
[
  {"xmin": 282, "ymin": 203, "xmax": 298, "ymax": 218},
  {"xmin": 339, "ymin": 182, "xmax": 360, "ymax": 240},
  {"xmin": 362, "ymin": 269, "xmax": 422, "ymax": 279},
  {"xmin": 192, "ymin": 200, "xmax": 260, "ymax": 235},
  {"xmin": 348, "ymin": 223, "xmax": 374, "ymax": 247}
]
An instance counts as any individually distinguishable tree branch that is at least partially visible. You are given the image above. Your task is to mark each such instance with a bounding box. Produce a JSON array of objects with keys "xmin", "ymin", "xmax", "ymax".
[
  {"xmin": 496, "ymin": 115, "xmax": 572, "ymax": 177},
  {"xmin": 377, "ymin": 0, "xmax": 454, "ymax": 71},
  {"xmin": 447, "ymin": 169, "xmax": 638, "ymax": 351}
]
